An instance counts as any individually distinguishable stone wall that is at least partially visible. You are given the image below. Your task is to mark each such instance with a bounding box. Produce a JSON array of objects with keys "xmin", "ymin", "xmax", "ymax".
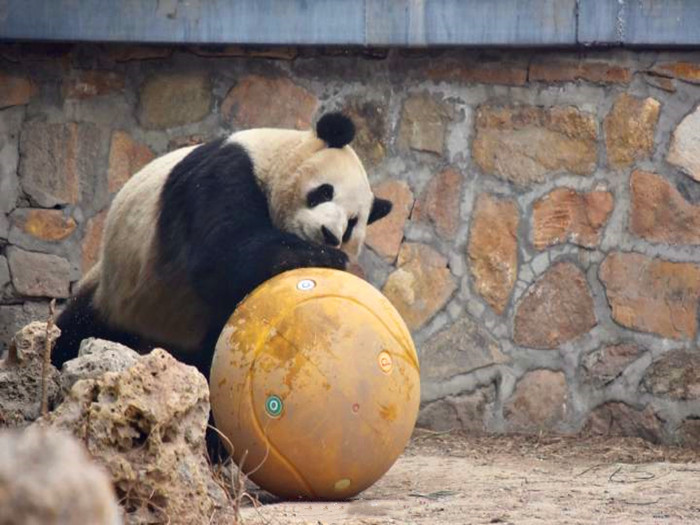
[{"xmin": 1, "ymin": 44, "xmax": 699, "ymax": 445}]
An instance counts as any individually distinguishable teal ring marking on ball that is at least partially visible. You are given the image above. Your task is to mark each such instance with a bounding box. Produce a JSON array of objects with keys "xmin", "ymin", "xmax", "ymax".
[{"xmin": 265, "ymin": 395, "xmax": 283, "ymax": 417}]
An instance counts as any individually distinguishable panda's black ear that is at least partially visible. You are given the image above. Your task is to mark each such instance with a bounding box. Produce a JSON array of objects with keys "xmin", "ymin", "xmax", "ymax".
[
  {"xmin": 368, "ymin": 197, "xmax": 392, "ymax": 224},
  {"xmin": 316, "ymin": 112, "xmax": 355, "ymax": 148}
]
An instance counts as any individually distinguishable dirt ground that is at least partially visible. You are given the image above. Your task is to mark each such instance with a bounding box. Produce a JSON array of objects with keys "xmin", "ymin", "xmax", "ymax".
[{"xmin": 239, "ymin": 431, "xmax": 700, "ymax": 525}]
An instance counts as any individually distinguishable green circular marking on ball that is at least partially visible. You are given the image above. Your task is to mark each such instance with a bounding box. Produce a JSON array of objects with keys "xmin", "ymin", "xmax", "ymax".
[{"xmin": 265, "ymin": 395, "xmax": 283, "ymax": 417}]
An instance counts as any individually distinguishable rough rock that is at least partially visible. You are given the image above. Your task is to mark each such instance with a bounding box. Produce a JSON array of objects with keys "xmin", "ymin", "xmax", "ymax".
[
  {"xmin": 642, "ymin": 349, "xmax": 700, "ymax": 401},
  {"xmin": 581, "ymin": 343, "xmax": 643, "ymax": 388},
  {"xmin": 9, "ymin": 208, "xmax": 77, "ymax": 242},
  {"xmin": 47, "ymin": 348, "xmax": 231, "ymax": 524},
  {"xmin": 19, "ymin": 122, "xmax": 108, "ymax": 208},
  {"xmin": 60, "ymin": 338, "xmax": 140, "ymax": 394},
  {"xmin": 107, "ymin": 130, "xmax": 155, "ymax": 193},
  {"xmin": 425, "ymin": 60, "xmax": 527, "ymax": 86},
  {"xmin": 0, "ymin": 321, "xmax": 60, "ymax": 427},
  {"xmin": 138, "ymin": 73, "xmax": 211, "ymax": 129},
  {"xmin": 0, "ymin": 255, "xmax": 9, "ymax": 290},
  {"xmin": 365, "ymin": 180, "xmax": 413, "ymax": 263},
  {"xmin": 0, "ymin": 426, "xmax": 120, "ymax": 525},
  {"xmin": 644, "ymin": 74, "xmax": 676, "ymax": 92},
  {"xmin": 382, "ymin": 243, "xmax": 456, "ymax": 331},
  {"xmin": 467, "ymin": 193, "xmax": 519, "ymax": 314},
  {"xmin": 473, "ymin": 105, "xmax": 597, "ymax": 185},
  {"xmin": 630, "ymin": 170, "xmax": 700, "ymax": 244},
  {"xmin": 679, "ymin": 419, "xmax": 700, "ymax": 448},
  {"xmin": 0, "ymin": 302, "xmax": 50, "ymax": 354},
  {"xmin": 532, "ymin": 187, "xmax": 614, "ymax": 250},
  {"xmin": 167, "ymin": 133, "xmax": 208, "ymax": 151},
  {"xmin": 0, "ymin": 107, "xmax": 24, "ymax": 214},
  {"xmin": 421, "ymin": 315, "xmax": 508, "ymax": 382},
  {"xmin": 342, "ymin": 98, "xmax": 388, "ymax": 166},
  {"xmin": 667, "ymin": 105, "xmax": 700, "ymax": 181},
  {"xmin": 504, "ymin": 370, "xmax": 567, "ymax": 431},
  {"xmin": 7, "ymin": 247, "xmax": 71, "ymax": 298},
  {"xmin": 514, "ymin": 262, "xmax": 596, "ymax": 349},
  {"xmin": 62, "ymin": 70, "xmax": 125, "ymax": 99},
  {"xmin": 412, "ymin": 168, "xmax": 462, "ymax": 239},
  {"xmin": 604, "ymin": 94, "xmax": 660, "ymax": 169},
  {"xmin": 221, "ymin": 74, "xmax": 317, "ymax": 129},
  {"xmin": 583, "ymin": 403, "xmax": 663, "ymax": 443},
  {"xmin": 417, "ymin": 385, "xmax": 496, "ymax": 433},
  {"xmin": 599, "ymin": 252, "xmax": 700, "ymax": 340},
  {"xmin": 0, "ymin": 72, "xmax": 37, "ymax": 108},
  {"xmin": 398, "ymin": 93, "xmax": 453, "ymax": 155},
  {"xmin": 529, "ymin": 60, "xmax": 631, "ymax": 84},
  {"xmin": 649, "ymin": 62, "xmax": 700, "ymax": 84},
  {"xmin": 81, "ymin": 209, "xmax": 108, "ymax": 272}
]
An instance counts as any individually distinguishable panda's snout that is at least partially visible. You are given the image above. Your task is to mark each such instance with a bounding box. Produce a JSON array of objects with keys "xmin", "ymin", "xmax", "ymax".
[{"xmin": 321, "ymin": 226, "xmax": 341, "ymax": 247}]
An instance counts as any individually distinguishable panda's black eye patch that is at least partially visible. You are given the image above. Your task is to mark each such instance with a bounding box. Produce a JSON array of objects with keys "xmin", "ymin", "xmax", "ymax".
[
  {"xmin": 306, "ymin": 184, "xmax": 334, "ymax": 208},
  {"xmin": 342, "ymin": 216, "xmax": 358, "ymax": 243}
]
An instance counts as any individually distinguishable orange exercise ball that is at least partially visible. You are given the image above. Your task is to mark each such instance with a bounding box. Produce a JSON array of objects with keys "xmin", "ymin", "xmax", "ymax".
[{"xmin": 209, "ymin": 268, "xmax": 420, "ymax": 500}]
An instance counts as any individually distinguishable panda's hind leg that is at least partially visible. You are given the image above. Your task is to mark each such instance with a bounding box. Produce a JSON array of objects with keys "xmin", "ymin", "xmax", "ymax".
[{"xmin": 52, "ymin": 281, "xmax": 142, "ymax": 369}]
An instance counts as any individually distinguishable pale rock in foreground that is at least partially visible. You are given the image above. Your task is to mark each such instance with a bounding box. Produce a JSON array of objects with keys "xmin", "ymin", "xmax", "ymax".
[{"xmin": 0, "ymin": 426, "xmax": 121, "ymax": 525}]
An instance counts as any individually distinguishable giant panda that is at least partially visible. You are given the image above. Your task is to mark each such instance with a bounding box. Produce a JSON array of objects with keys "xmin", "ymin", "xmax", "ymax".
[{"xmin": 52, "ymin": 112, "xmax": 393, "ymax": 378}]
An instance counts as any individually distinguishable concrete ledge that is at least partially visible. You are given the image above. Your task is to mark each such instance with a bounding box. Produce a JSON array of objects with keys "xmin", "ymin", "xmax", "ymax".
[{"xmin": 1, "ymin": 0, "xmax": 699, "ymax": 47}]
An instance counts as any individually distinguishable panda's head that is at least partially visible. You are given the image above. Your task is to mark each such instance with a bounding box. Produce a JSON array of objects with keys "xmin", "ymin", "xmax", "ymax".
[{"xmin": 244, "ymin": 112, "xmax": 392, "ymax": 261}]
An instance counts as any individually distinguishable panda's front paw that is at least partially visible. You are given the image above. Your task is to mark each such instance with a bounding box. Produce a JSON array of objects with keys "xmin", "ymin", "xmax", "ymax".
[{"xmin": 313, "ymin": 247, "xmax": 349, "ymax": 270}]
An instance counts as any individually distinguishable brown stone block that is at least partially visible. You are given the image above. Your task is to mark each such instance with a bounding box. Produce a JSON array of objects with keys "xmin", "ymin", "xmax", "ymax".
[
  {"xmin": 604, "ymin": 94, "xmax": 660, "ymax": 169},
  {"xmin": 583, "ymin": 403, "xmax": 663, "ymax": 443},
  {"xmin": 107, "ymin": 131, "xmax": 155, "ymax": 193},
  {"xmin": 0, "ymin": 73, "xmax": 37, "ymax": 109},
  {"xmin": 630, "ymin": 170, "xmax": 700, "ymax": 244},
  {"xmin": 19, "ymin": 122, "xmax": 81, "ymax": 207},
  {"xmin": 365, "ymin": 180, "xmax": 413, "ymax": 263},
  {"xmin": 10, "ymin": 209, "xmax": 77, "ymax": 242},
  {"xmin": 514, "ymin": 262, "xmax": 596, "ymax": 349},
  {"xmin": 533, "ymin": 187, "xmax": 613, "ymax": 250},
  {"xmin": 417, "ymin": 385, "xmax": 495, "ymax": 433},
  {"xmin": 504, "ymin": 370, "xmax": 567, "ymax": 431},
  {"xmin": 600, "ymin": 252, "xmax": 700, "ymax": 340},
  {"xmin": 667, "ymin": 105, "xmax": 700, "ymax": 182},
  {"xmin": 426, "ymin": 61, "xmax": 527, "ymax": 86},
  {"xmin": 221, "ymin": 75, "xmax": 317, "ymax": 130},
  {"xmin": 582, "ymin": 343, "xmax": 643, "ymax": 387},
  {"xmin": 342, "ymin": 98, "xmax": 388, "ymax": 167},
  {"xmin": 412, "ymin": 168, "xmax": 462, "ymax": 239},
  {"xmin": 473, "ymin": 105, "xmax": 597, "ymax": 185},
  {"xmin": 467, "ymin": 193, "xmax": 519, "ymax": 315},
  {"xmin": 62, "ymin": 70, "xmax": 125, "ymax": 100},
  {"xmin": 398, "ymin": 93, "xmax": 453, "ymax": 155},
  {"xmin": 382, "ymin": 243, "xmax": 456, "ymax": 331},
  {"xmin": 138, "ymin": 73, "xmax": 211, "ymax": 129},
  {"xmin": 167, "ymin": 134, "xmax": 208, "ymax": 151},
  {"xmin": 82, "ymin": 209, "xmax": 108, "ymax": 273},
  {"xmin": 642, "ymin": 349, "xmax": 700, "ymax": 401},
  {"xmin": 421, "ymin": 315, "xmax": 508, "ymax": 382},
  {"xmin": 529, "ymin": 60, "xmax": 631, "ymax": 84},
  {"xmin": 7, "ymin": 247, "xmax": 71, "ymax": 298},
  {"xmin": 649, "ymin": 62, "xmax": 700, "ymax": 85}
]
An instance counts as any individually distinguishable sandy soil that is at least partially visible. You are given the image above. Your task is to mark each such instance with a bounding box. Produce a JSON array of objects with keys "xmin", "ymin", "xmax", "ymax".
[{"xmin": 238, "ymin": 431, "xmax": 700, "ymax": 525}]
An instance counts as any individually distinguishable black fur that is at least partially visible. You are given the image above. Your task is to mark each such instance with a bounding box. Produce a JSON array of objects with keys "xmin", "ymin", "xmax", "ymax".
[
  {"xmin": 53, "ymin": 281, "xmax": 143, "ymax": 366},
  {"xmin": 316, "ymin": 112, "xmax": 355, "ymax": 148},
  {"xmin": 306, "ymin": 183, "xmax": 334, "ymax": 208},
  {"xmin": 369, "ymin": 197, "xmax": 392, "ymax": 224},
  {"xmin": 342, "ymin": 216, "xmax": 358, "ymax": 244}
]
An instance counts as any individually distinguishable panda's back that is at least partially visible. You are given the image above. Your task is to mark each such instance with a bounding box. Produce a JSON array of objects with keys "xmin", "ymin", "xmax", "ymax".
[{"xmin": 94, "ymin": 144, "xmax": 212, "ymax": 351}]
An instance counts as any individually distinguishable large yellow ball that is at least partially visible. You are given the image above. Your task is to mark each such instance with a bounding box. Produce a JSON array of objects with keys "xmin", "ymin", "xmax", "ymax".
[{"xmin": 209, "ymin": 268, "xmax": 420, "ymax": 500}]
